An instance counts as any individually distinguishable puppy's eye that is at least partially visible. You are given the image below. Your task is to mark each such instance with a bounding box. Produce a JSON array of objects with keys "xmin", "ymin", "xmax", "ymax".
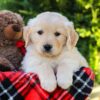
[
  {"xmin": 55, "ymin": 32, "xmax": 61, "ymax": 37},
  {"xmin": 37, "ymin": 30, "xmax": 43, "ymax": 35}
]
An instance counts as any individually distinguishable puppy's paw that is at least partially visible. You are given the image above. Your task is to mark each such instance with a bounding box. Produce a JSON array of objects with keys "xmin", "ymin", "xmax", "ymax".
[
  {"xmin": 57, "ymin": 74, "xmax": 72, "ymax": 89},
  {"xmin": 40, "ymin": 78, "xmax": 57, "ymax": 92}
]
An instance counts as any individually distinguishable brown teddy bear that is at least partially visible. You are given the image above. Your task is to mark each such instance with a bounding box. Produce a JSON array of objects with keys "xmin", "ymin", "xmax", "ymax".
[{"xmin": 0, "ymin": 10, "xmax": 24, "ymax": 71}]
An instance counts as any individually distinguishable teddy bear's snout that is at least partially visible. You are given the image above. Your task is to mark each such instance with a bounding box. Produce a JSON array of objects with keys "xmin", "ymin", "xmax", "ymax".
[{"xmin": 4, "ymin": 24, "xmax": 22, "ymax": 40}]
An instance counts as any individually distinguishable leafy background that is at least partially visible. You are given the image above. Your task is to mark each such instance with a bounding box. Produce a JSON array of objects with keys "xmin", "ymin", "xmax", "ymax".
[{"xmin": 0, "ymin": 0, "xmax": 100, "ymax": 84}]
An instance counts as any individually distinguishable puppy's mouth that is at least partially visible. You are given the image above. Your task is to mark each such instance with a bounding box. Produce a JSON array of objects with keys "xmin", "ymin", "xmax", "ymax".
[
  {"xmin": 38, "ymin": 51, "xmax": 61, "ymax": 58},
  {"xmin": 43, "ymin": 52, "xmax": 54, "ymax": 57}
]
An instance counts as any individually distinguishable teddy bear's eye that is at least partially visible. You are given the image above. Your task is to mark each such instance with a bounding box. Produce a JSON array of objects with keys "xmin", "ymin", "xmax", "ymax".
[
  {"xmin": 37, "ymin": 30, "xmax": 43, "ymax": 35},
  {"xmin": 55, "ymin": 32, "xmax": 61, "ymax": 37}
]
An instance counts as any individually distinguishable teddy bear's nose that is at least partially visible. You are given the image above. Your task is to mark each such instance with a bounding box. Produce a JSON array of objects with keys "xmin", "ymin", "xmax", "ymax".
[{"xmin": 12, "ymin": 24, "xmax": 21, "ymax": 32}]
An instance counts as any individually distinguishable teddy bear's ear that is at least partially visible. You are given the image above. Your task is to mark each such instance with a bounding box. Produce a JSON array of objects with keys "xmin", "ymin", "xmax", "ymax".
[
  {"xmin": 14, "ymin": 13, "xmax": 24, "ymax": 26},
  {"xmin": 23, "ymin": 26, "xmax": 32, "ymax": 47},
  {"xmin": 65, "ymin": 22, "xmax": 79, "ymax": 50}
]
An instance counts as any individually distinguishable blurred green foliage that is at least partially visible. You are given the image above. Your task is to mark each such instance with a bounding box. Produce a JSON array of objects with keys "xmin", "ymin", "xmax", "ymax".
[{"xmin": 0, "ymin": 0, "xmax": 100, "ymax": 83}]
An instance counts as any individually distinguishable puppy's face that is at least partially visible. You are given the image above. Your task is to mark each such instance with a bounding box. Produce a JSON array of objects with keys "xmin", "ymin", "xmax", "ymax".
[
  {"xmin": 24, "ymin": 12, "xmax": 78, "ymax": 58},
  {"xmin": 30, "ymin": 22, "xmax": 67, "ymax": 57}
]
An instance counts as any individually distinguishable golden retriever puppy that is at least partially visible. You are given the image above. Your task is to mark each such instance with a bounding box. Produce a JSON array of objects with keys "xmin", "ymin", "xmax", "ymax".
[{"xmin": 22, "ymin": 12, "xmax": 88, "ymax": 92}]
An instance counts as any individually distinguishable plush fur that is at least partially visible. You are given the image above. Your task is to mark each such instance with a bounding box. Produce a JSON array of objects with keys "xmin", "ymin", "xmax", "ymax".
[
  {"xmin": 22, "ymin": 12, "xmax": 88, "ymax": 92},
  {"xmin": 0, "ymin": 10, "xmax": 24, "ymax": 70}
]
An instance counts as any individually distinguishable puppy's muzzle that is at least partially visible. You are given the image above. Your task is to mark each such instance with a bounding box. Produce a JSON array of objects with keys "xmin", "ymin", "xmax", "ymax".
[{"xmin": 43, "ymin": 44, "xmax": 52, "ymax": 52}]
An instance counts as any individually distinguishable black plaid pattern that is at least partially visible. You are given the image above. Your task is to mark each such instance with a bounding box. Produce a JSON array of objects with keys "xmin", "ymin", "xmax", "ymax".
[
  {"xmin": 0, "ymin": 78, "xmax": 24, "ymax": 100},
  {"xmin": 69, "ymin": 67, "xmax": 94, "ymax": 100},
  {"xmin": 0, "ymin": 67, "xmax": 95, "ymax": 100}
]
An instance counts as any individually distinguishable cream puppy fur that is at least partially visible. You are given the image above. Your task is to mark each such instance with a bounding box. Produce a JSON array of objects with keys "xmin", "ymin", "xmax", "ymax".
[{"xmin": 22, "ymin": 12, "xmax": 88, "ymax": 92}]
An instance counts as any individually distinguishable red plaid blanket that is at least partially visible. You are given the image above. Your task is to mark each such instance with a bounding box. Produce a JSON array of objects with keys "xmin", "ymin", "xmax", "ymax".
[{"xmin": 0, "ymin": 67, "xmax": 95, "ymax": 100}]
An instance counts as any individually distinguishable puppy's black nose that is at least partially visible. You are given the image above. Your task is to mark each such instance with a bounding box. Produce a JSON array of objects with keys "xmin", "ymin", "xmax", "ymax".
[{"xmin": 43, "ymin": 44, "xmax": 52, "ymax": 52}]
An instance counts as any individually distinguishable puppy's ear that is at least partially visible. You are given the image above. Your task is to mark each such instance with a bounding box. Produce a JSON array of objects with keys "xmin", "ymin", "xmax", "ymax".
[
  {"xmin": 65, "ymin": 22, "xmax": 79, "ymax": 50},
  {"xmin": 23, "ymin": 26, "xmax": 32, "ymax": 47},
  {"xmin": 23, "ymin": 18, "xmax": 37, "ymax": 47}
]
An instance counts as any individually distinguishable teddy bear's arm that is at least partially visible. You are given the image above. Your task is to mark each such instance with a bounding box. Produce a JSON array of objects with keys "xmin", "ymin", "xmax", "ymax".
[{"xmin": 0, "ymin": 56, "xmax": 14, "ymax": 71}]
